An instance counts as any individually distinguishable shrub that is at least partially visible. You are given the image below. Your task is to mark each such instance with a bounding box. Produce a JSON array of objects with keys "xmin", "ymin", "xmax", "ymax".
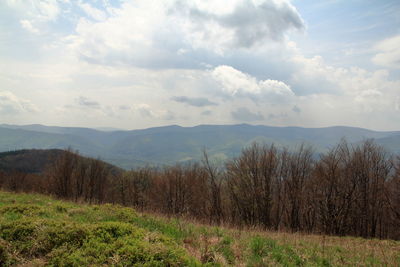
[
  {"xmin": 0, "ymin": 243, "xmax": 9, "ymax": 266},
  {"xmin": 48, "ymin": 223, "xmax": 197, "ymax": 266},
  {"xmin": 0, "ymin": 204, "xmax": 45, "ymax": 216},
  {"xmin": 0, "ymin": 219, "xmax": 37, "ymax": 242}
]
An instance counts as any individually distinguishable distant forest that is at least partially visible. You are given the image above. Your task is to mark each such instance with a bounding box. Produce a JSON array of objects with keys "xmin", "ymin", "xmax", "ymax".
[{"xmin": 1, "ymin": 140, "xmax": 399, "ymax": 240}]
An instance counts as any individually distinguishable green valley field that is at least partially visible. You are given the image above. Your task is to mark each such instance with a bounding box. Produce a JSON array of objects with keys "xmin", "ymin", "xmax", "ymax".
[{"xmin": 0, "ymin": 191, "xmax": 399, "ymax": 266}]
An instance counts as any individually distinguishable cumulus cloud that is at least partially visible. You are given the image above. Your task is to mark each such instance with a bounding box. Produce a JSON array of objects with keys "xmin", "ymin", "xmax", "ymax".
[
  {"xmin": 62, "ymin": 0, "xmax": 304, "ymax": 68},
  {"xmin": 372, "ymin": 35, "xmax": 400, "ymax": 69},
  {"xmin": 136, "ymin": 104, "xmax": 155, "ymax": 118},
  {"xmin": 288, "ymin": 52, "xmax": 398, "ymax": 99},
  {"xmin": 2, "ymin": 1, "xmax": 400, "ymax": 130},
  {"xmin": 32, "ymin": 0, "xmax": 61, "ymax": 21},
  {"xmin": 212, "ymin": 65, "xmax": 295, "ymax": 102},
  {"xmin": 0, "ymin": 91, "xmax": 38, "ymax": 115},
  {"xmin": 135, "ymin": 104, "xmax": 175, "ymax": 120},
  {"xmin": 76, "ymin": 96, "xmax": 101, "ymax": 109},
  {"xmin": 6, "ymin": 0, "xmax": 61, "ymax": 22},
  {"xmin": 180, "ymin": 0, "xmax": 304, "ymax": 51},
  {"xmin": 353, "ymin": 89, "xmax": 384, "ymax": 113},
  {"xmin": 231, "ymin": 107, "xmax": 264, "ymax": 122},
  {"xmin": 78, "ymin": 2, "xmax": 107, "ymax": 21},
  {"xmin": 64, "ymin": 96, "xmax": 120, "ymax": 118},
  {"xmin": 65, "ymin": 1, "xmax": 177, "ymax": 68},
  {"xmin": 20, "ymin": 19, "xmax": 40, "ymax": 34},
  {"xmin": 289, "ymin": 55, "xmax": 340, "ymax": 95},
  {"xmin": 171, "ymin": 96, "xmax": 217, "ymax": 107}
]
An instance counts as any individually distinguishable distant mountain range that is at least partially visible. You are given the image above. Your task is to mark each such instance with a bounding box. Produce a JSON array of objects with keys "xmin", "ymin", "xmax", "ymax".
[{"xmin": 1, "ymin": 123, "xmax": 399, "ymax": 169}]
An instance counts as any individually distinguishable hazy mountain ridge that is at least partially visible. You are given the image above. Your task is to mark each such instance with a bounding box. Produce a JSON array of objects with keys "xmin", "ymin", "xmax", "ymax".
[{"xmin": 0, "ymin": 124, "xmax": 399, "ymax": 169}]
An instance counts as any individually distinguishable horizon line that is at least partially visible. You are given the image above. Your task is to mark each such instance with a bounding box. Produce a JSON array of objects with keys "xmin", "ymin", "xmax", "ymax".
[{"xmin": 1, "ymin": 122, "xmax": 399, "ymax": 133}]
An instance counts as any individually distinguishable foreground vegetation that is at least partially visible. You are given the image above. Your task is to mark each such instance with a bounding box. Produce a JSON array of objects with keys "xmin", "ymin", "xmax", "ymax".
[{"xmin": 1, "ymin": 191, "xmax": 399, "ymax": 266}]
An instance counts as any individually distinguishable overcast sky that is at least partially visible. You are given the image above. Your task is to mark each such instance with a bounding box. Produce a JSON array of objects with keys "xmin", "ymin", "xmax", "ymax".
[{"xmin": 1, "ymin": 0, "xmax": 399, "ymax": 131}]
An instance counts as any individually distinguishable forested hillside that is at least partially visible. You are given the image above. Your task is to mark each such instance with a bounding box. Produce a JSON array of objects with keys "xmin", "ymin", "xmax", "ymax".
[
  {"xmin": 0, "ymin": 149, "xmax": 64, "ymax": 173},
  {"xmin": 1, "ymin": 124, "xmax": 400, "ymax": 169}
]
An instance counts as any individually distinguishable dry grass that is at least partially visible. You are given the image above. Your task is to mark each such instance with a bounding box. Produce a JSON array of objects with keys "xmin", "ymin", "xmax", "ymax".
[{"xmin": 138, "ymin": 212, "xmax": 400, "ymax": 266}]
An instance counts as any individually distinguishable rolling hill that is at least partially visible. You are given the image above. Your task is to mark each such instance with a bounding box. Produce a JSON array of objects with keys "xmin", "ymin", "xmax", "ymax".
[
  {"xmin": 0, "ymin": 124, "xmax": 399, "ymax": 169},
  {"xmin": 0, "ymin": 149, "xmax": 122, "ymax": 175},
  {"xmin": 0, "ymin": 149, "xmax": 64, "ymax": 174}
]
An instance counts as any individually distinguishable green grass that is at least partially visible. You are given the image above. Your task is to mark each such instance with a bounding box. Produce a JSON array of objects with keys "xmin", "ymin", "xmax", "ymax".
[
  {"xmin": 0, "ymin": 191, "xmax": 399, "ymax": 266},
  {"xmin": 247, "ymin": 236, "xmax": 304, "ymax": 266}
]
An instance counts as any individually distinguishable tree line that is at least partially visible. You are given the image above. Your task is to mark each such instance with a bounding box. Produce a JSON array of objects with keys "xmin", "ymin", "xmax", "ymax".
[{"xmin": 0, "ymin": 140, "xmax": 399, "ymax": 240}]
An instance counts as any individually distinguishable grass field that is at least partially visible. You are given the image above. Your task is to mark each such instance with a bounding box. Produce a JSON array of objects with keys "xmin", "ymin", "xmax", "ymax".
[{"xmin": 0, "ymin": 191, "xmax": 399, "ymax": 266}]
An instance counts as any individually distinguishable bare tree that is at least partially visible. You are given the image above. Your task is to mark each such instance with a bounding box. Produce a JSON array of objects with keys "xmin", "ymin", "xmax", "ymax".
[
  {"xmin": 49, "ymin": 149, "xmax": 78, "ymax": 199},
  {"xmin": 226, "ymin": 143, "xmax": 285, "ymax": 229},
  {"xmin": 202, "ymin": 149, "xmax": 223, "ymax": 224},
  {"xmin": 283, "ymin": 144, "xmax": 314, "ymax": 232},
  {"xmin": 314, "ymin": 140, "xmax": 356, "ymax": 235},
  {"xmin": 85, "ymin": 158, "xmax": 109, "ymax": 204}
]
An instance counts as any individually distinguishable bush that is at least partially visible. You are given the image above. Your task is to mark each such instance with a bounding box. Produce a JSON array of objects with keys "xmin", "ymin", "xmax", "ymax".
[
  {"xmin": 0, "ymin": 219, "xmax": 37, "ymax": 242},
  {"xmin": 48, "ymin": 222, "xmax": 196, "ymax": 266},
  {"xmin": 0, "ymin": 243, "xmax": 9, "ymax": 266},
  {"xmin": 0, "ymin": 204, "xmax": 45, "ymax": 216}
]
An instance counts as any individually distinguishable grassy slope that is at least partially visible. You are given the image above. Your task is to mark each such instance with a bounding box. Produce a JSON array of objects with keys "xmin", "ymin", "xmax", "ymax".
[{"xmin": 0, "ymin": 192, "xmax": 399, "ymax": 266}]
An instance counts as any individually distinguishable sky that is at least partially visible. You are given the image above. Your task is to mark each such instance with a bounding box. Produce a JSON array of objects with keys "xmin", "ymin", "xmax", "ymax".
[{"xmin": 0, "ymin": 0, "xmax": 399, "ymax": 131}]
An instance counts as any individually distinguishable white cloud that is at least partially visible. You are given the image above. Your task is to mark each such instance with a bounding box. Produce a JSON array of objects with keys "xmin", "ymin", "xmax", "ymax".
[
  {"xmin": 35, "ymin": 0, "xmax": 60, "ymax": 21},
  {"xmin": 177, "ymin": 0, "xmax": 304, "ymax": 53},
  {"xmin": 1, "ymin": 0, "xmax": 400, "ymax": 131},
  {"xmin": 76, "ymin": 96, "xmax": 101, "ymax": 109},
  {"xmin": 372, "ymin": 35, "xmax": 400, "ymax": 69},
  {"xmin": 135, "ymin": 104, "xmax": 175, "ymax": 120},
  {"xmin": 136, "ymin": 104, "xmax": 156, "ymax": 118},
  {"xmin": 5, "ymin": 0, "xmax": 64, "ymax": 41},
  {"xmin": 212, "ymin": 65, "xmax": 294, "ymax": 102},
  {"xmin": 7, "ymin": 0, "xmax": 61, "ymax": 22},
  {"xmin": 20, "ymin": 19, "xmax": 40, "ymax": 34},
  {"xmin": 171, "ymin": 96, "xmax": 217, "ymax": 107},
  {"xmin": 78, "ymin": 2, "xmax": 107, "ymax": 21},
  {"xmin": 231, "ymin": 107, "xmax": 264, "ymax": 121},
  {"xmin": 62, "ymin": 0, "xmax": 304, "ymax": 67},
  {"xmin": 0, "ymin": 91, "xmax": 39, "ymax": 115},
  {"xmin": 66, "ymin": 2, "xmax": 166, "ymax": 67}
]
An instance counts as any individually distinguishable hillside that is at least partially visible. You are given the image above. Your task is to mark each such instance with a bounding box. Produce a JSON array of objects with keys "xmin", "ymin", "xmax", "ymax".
[
  {"xmin": 374, "ymin": 135, "xmax": 400, "ymax": 154},
  {"xmin": 0, "ymin": 127, "xmax": 104, "ymax": 156},
  {"xmin": 1, "ymin": 191, "xmax": 399, "ymax": 266},
  {"xmin": 0, "ymin": 149, "xmax": 122, "ymax": 175},
  {"xmin": 0, "ymin": 149, "xmax": 64, "ymax": 174},
  {"xmin": 1, "ymin": 124, "xmax": 399, "ymax": 169}
]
